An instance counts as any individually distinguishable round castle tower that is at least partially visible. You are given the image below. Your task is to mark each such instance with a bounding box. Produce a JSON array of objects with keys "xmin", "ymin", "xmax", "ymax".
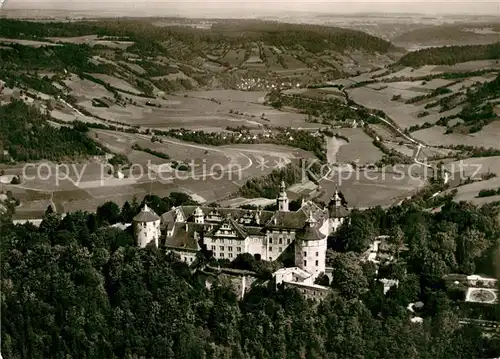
[
  {"xmin": 295, "ymin": 210, "xmax": 327, "ymax": 278},
  {"xmin": 133, "ymin": 204, "xmax": 161, "ymax": 248}
]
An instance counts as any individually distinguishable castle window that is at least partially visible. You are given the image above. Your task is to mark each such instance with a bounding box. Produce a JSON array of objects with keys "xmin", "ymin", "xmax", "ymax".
[
  {"xmin": 237, "ymin": 247, "xmax": 242, "ymax": 252},
  {"xmin": 315, "ymin": 260, "xmax": 319, "ymax": 266},
  {"xmin": 304, "ymin": 260, "xmax": 307, "ymax": 267},
  {"xmin": 287, "ymin": 238, "xmax": 290, "ymax": 244},
  {"xmin": 220, "ymin": 246, "xmax": 224, "ymax": 251},
  {"xmin": 269, "ymin": 257, "xmax": 272, "ymax": 261},
  {"xmin": 279, "ymin": 238, "xmax": 283, "ymax": 244},
  {"xmin": 316, "ymin": 252, "xmax": 319, "ymax": 256},
  {"xmin": 211, "ymin": 245, "xmax": 216, "ymax": 250},
  {"xmin": 303, "ymin": 252, "xmax": 306, "ymax": 257},
  {"xmin": 269, "ymin": 238, "xmax": 273, "ymax": 244},
  {"xmin": 278, "ymin": 247, "xmax": 282, "ymax": 252},
  {"xmin": 228, "ymin": 246, "xmax": 233, "ymax": 252},
  {"xmin": 220, "ymin": 253, "xmax": 224, "ymax": 257},
  {"xmin": 269, "ymin": 247, "xmax": 273, "ymax": 252},
  {"xmin": 228, "ymin": 253, "xmax": 233, "ymax": 258}
]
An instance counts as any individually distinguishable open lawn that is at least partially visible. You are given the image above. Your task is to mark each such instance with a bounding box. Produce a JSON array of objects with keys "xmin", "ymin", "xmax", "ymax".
[
  {"xmin": 413, "ymin": 122, "xmax": 500, "ymax": 149},
  {"xmin": 63, "ymin": 74, "xmax": 116, "ymax": 101},
  {"xmin": 221, "ymin": 49, "xmax": 246, "ymax": 67},
  {"xmin": 89, "ymin": 73, "xmax": 142, "ymax": 94},
  {"xmin": 445, "ymin": 156, "xmax": 500, "ymax": 180},
  {"xmin": 48, "ymin": 35, "xmax": 135, "ymax": 49},
  {"xmin": 181, "ymin": 90, "xmax": 267, "ymax": 103},
  {"xmin": 381, "ymin": 66, "xmax": 443, "ymax": 80},
  {"xmin": 0, "ymin": 37, "xmax": 59, "ymax": 47},
  {"xmin": 444, "ymin": 177, "xmax": 500, "ymax": 206},
  {"xmin": 435, "ymin": 60, "xmax": 500, "ymax": 73},
  {"xmin": 7, "ymin": 128, "xmax": 310, "ymax": 218},
  {"xmin": 319, "ymin": 165, "xmax": 426, "ymax": 208},
  {"xmin": 78, "ymin": 91, "xmax": 319, "ymax": 131},
  {"xmin": 348, "ymin": 87, "xmax": 424, "ymax": 129},
  {"xmin": 334, "ymin": 128, "xmax": 385, "ymax": 164}
]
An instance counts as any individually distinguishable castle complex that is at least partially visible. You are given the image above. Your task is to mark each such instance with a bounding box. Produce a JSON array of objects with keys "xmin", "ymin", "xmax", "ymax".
[{"xmin": 133, "ymin": 182, "xmax": 349, "ymax": 298}]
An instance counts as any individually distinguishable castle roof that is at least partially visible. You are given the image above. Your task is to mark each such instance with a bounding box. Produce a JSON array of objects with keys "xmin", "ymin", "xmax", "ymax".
[
  {"xmin": 164, "ymin": 223, "xmax": 202, "ymax": 251},
  {"xmin": 327, "ymin": 191, "xmax": 350, "ymax": 218},
  {"xmin": 160, "ymin": 200, "xmax": 328, "ymax": 233},
  {"xmin": 299, "ymin": 225, "xmax": 324, "ymax": 241},
  {"xmin": 329, "ymin": 204, "xmax": 349, "ymax": 219},
  {"xmin": 133, "ymin": 204, "xmax": 160, "ymax": 222},
  {"xmin": 266, "ymin": 201, "xmax": 326, "ymax": 229},
  {"xmin": 161, "ymin": 206, "xmax": 275, "ymax": 226}
]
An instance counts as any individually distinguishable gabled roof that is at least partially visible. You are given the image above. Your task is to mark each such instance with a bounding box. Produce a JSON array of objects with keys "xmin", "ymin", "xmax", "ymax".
[
  {"xmin": 265, "ymin": 201, "xmax": 326, "ymax": 229},
  {"xmin": 209, "ymin": 215, "xmax": 249, "ymax": 239},
  {"xmin": 329, "ymin": 204, "xmax": 349, "ymax": 219},
  {"xmin": 160, "ymin": 202, "xmax": 329, "ymax": 234},
  {"xmin": 161, "ymin": 206, "xmax": 275, "ymax": 226},
  {"xmin": 164, "ymin": 223, "xmax": 202, "ymax": 251},
  {"xmin": 327, "ymin": 191, "xmax": 350, "ymax": 218},
  {"xmin": 227, "ymin": 216, "xmax": 248, "ymax": 239},
  {"xmin": 133, "ymin": 204, "xmax": 160, "ymax": 222}
]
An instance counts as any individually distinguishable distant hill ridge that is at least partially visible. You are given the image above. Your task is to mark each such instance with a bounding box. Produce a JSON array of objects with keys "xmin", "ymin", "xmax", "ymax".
[
  {"xmin": 393, "ymin": 22, "xmax": 500, "ymax": 47},
  {"xmin": 0, "ymin": 18, "xmax": 397, "ymax": 54}
]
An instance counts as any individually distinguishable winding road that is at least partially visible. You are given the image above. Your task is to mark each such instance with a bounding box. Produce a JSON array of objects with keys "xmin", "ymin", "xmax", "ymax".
[{"xmin": 343, "ymin": 88, "xmax": 447, "ymax": 176}]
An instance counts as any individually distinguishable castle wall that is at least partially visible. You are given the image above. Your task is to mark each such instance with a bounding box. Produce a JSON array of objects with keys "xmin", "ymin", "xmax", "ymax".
[
  {"xmin": 246, "ymin": 236, "xmax": 267, "ymax": 259},
  {"xmin": 169, "ymin": 249, "xmax": 197, "ymax": 264},
  {"xmin": 329, "ymin": 217, "xmax": 345, "ymax": 233},
  {"xmin": 266, "ymin": 229, "xmax": 295, "ymax": 261},
  {"xmin": 205, "ymin": 236, "xmax": 246, "ymax": 260},
  {"xmin": 283, "ymin": 281, "xmax": 331, "ymax": 301}
]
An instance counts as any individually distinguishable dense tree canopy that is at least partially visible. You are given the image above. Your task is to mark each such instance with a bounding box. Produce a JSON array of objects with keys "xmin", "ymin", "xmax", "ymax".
[
  {"xmin": 0, "ymin": 100, "xmax": 104, "ymax": 162},
  {"xmin": 2, "ymin": 193, "xmax": 500, "ymax": 358},
  {"xmin": 397, "ymin": 42, "xmax": 500, "ymax": 67}
]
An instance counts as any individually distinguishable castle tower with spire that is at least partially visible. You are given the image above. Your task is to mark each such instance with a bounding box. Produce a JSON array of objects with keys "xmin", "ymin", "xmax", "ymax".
[
  {"xmin": 328, "ymin": 188, "xmax": 349, "ymax": 233},
  {"xmin": 133, "ymin": 204, "xmax": 161, "ymax": 248},
  {"xmin": 193, "ymin": 206, "xmax": 204, "ymax": 224},
  {"xmin": 294, "ymin": 210, "xmax": 327, "ymax": 279},
  {"xmin": 277, "ymin": 180, "xmax": 289, "ymax": 212}
]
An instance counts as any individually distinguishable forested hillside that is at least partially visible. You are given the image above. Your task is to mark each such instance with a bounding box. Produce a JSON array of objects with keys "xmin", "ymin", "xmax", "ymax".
[
  {"xmin": 396, "ymin": 42, "xmax": 500, "ymax": 67},
  {"xmin": 0, "ymin": 18, "xmax": 396, "ymax": 54},
  {"xmin": 210, "ymin": 20, "xmax": 396, "ymax": 53},
  {"xmin": 0, "ymin": 100, "xmax": 103, "ymax": 162},
  {"xmin": 2, "ymin": 195, "xmax": 500, "ymax": 358}
]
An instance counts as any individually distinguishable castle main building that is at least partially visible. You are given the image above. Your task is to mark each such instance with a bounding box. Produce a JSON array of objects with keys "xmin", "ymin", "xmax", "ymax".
[{"xmin": 133, "ymin": 182, "xmax": 349, "ymax": 287}]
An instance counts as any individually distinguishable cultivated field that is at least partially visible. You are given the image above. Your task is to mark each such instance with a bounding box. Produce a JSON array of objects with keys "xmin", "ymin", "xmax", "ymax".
[
  {"xmin": 319, "ymin": 165, "xmax": 427, "ymax": 208},
  {"xmin": 0, "ymin": 37, "xmax": 59, "ymax": 47},
  {"xmin": 413, "ymin": 122, "xmax": 500, "ymax": 149},
  {"xmin": 48, "ymin": 35, "xmax": 135, "ymax": 49},
  {"xmin": 334, "ymin": 129, "xmax": 385, "ymax": 164},
  {"xmin": 349, "ymin": 86, "xmax": 429, "ymax": 129},
  {"xmin": 5, "ymin": 129, "xmax": 313, "ymax": 219},
  {"xmin": 444, "ymin": 177, "xmax": 500, "ymax": 206},
  {"xmin": 89, "ymin": 73, "xmax": 142, "ymax": 94}
]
